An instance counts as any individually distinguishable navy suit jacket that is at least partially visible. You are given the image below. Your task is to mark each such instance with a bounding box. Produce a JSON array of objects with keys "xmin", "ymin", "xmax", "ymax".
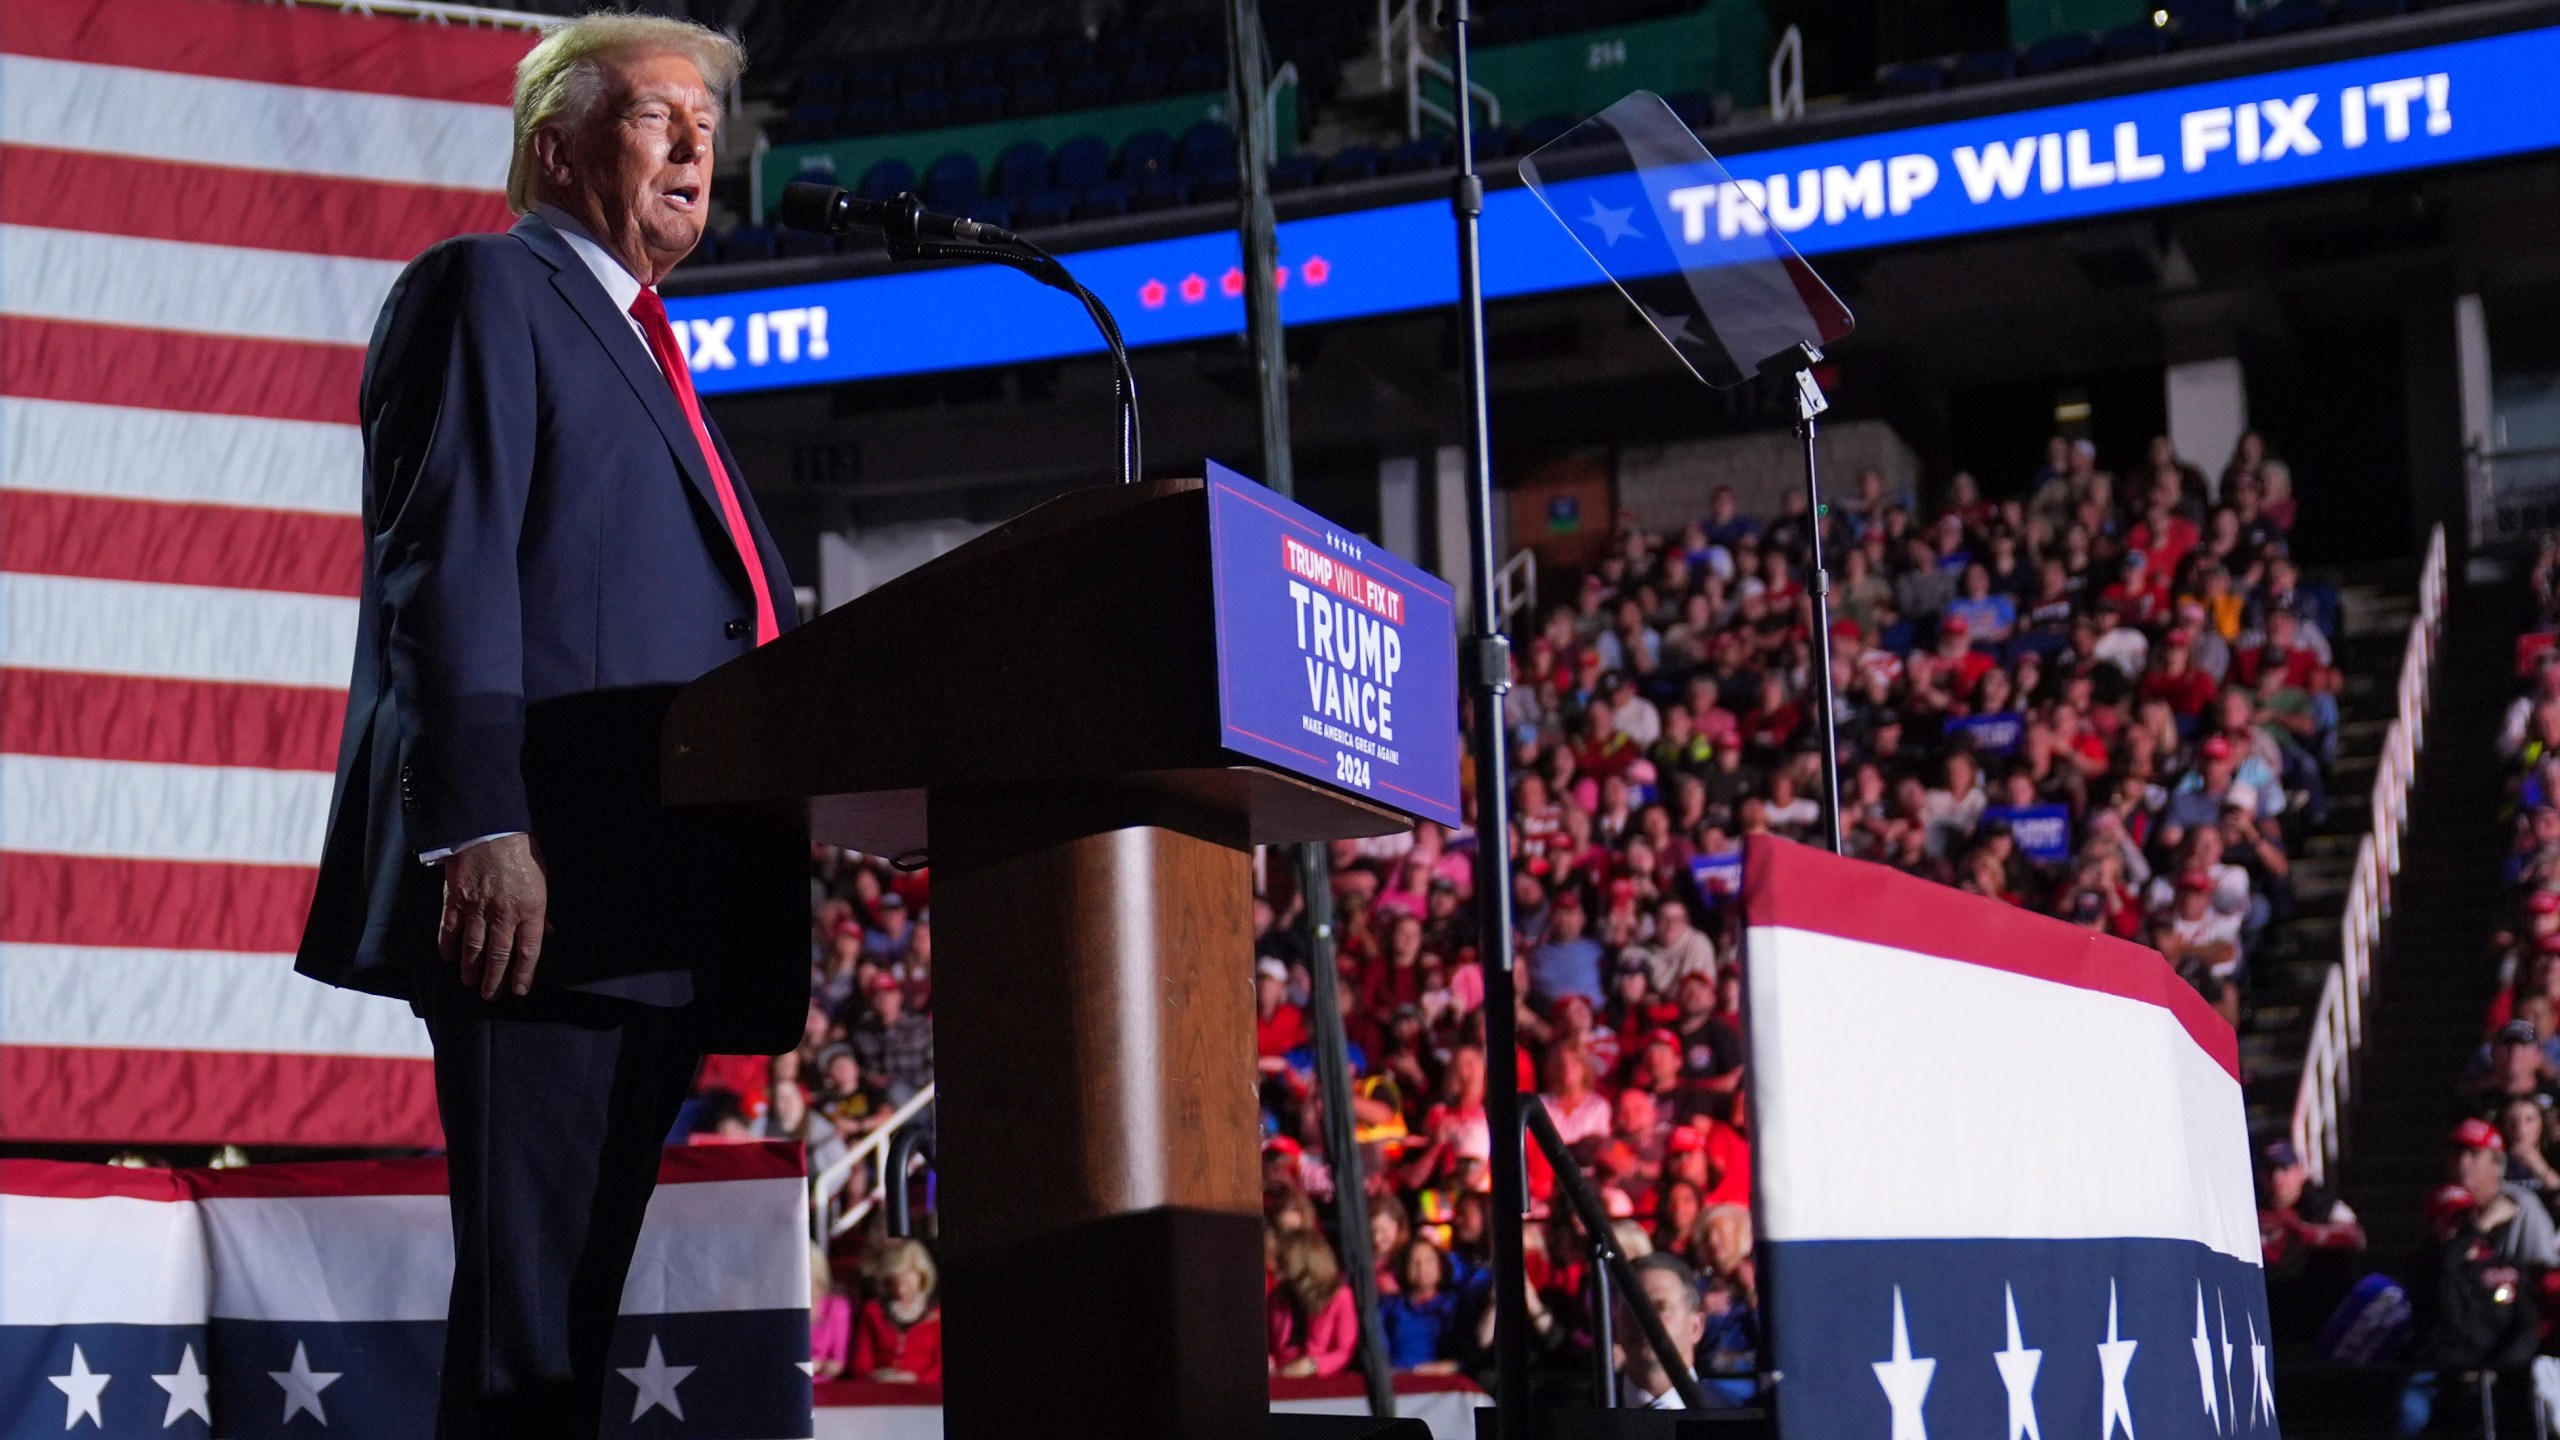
[{"xmin": 297, "ymin": 216, "xmax": 806, "ymax": 1054}]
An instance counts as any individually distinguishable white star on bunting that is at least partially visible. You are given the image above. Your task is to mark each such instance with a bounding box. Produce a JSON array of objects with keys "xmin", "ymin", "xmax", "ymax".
[
  {"xmin": 50, "ymin": 1344, "xmax": 111, "ymax": 1430},
  {"xmin": 2190, "ymin": 1284, "xmax": 2221, "ymax": 1432},
  {"xmin": 1870, "ymin": 1286, "xmax": 1935, "ymax": 1440},
  {"xmin": 1993, "ymin": 1284, "xmax": 2042, "ymax": 1440},
  {"xmin": 2247, "ymin": 1314, "xmax": 2277, "ymax": 1428},
  {"xmin": 1580, "ymin": 195, "xmax": 1642, "ymax": 246},
  {"xmin": 269, "ymin": 1341, "xmax": 340, "ymax": 1426},
  {"xmin": 2098, "ymin": 1281, "xmax": 2140, "ymax": 1440},
  {"xmin": 619, "ymin": 1335, "xmax": 696, "ymax": 1422},
  {"xmin": 153, "ymin": 1344, "xmax": 213, "ymax": 1428},
  {"xmin": 2217, "ymin": 1291, "xmax": 2236, "ymax": 1428}
]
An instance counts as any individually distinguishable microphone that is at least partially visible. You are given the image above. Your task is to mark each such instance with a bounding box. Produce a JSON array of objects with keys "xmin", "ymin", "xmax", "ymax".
[{"xmin": 777, "ymin": 181, "xmax": 1017, "ymax": 248}]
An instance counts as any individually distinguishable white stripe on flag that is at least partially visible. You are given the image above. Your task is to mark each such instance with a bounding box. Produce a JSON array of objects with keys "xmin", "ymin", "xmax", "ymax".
[
  {"xmin": 624, "ymin": 1178, "xmax": 814, "ymax": 1316},
  {"xmin": 1, "ymin": 398, "xmax": 361, "ymax": 516},
  {"xmin": 0, "ymin": 54, "xmax": 510, "ymax": 190},
  {"xmin": 200, "ymin": 1193, "xmax": 449, "ymax": 1322},
  {"xmin": 0, "ymin": 572, "xmax": 356, "ymax": 687},
  {"xmin": 1748, "ymin": 924, "xmax": 2261, "ymax": 1262},
  {"xmin": 196, "ymin": 1177, "xmax": 813, "ymax": 1322},
  {"xmin": 1, "ymin": 224, "xmax": 401, "ymax": 347},
  {"xmin": 0, "ymin": 945, "xmax": 431, "ymax": 1058},
  {"xmin": 0, "ymin": 1193, "xmax": 208, "ymax": 1326},
  {"xmin": 0, "ymin": 754, "xmax": 333, "ymax": 866}
]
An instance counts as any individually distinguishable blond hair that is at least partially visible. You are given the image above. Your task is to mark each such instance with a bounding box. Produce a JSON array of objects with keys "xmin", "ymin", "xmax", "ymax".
[{"xmin": 507, "ymin": 12, "xmax": 744, "ymax": 213}]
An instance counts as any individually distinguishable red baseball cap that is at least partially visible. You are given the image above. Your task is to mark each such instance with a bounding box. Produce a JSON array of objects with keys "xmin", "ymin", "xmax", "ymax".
[
  {"xmin": 1644, "ymin": 1028, "xmax": 1683, "ymax": 1054},
  {"xmin": 2452, "ymin": 1117, "xmax": 2506, "ymax": 1153},
  {"xmin": 2425, "ymin": 1183, "xmax": 2481, "ymax": 1224},
  {"xmin": 1941, "ymin": 615, "xmax": 1970, "ymax": 638},
  {"xmin": 2529, "ymin": 890, "xmax": 2560, "ymax": 916},
  {"xmin": 2201, "ymin": 736, "xmax": 2234, "ymax": 761},
  {"xmin": 1668, "ymin": 1125, "xmax": 1708, "ymax": 1155},
  {"xmin": 866, "ymin": 970, "xmax": 903, "ymax": 993}
]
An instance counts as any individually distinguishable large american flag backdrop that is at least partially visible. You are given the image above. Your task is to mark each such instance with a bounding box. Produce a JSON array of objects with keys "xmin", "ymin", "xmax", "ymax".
[{"xmin": 0, "ymin": 0, "xmax": 543, "ymax": 1145}]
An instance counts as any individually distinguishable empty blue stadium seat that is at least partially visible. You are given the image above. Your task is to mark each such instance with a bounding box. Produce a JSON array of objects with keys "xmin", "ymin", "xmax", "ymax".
[
  {"xmin": 1117, "ymin": 60, "xmax": 1171, "ymax": 102},
  {"xmin": 1877, "ymin": 61, "xmax": 1945, "ymax": 96},
  {"xmin": 849, "ymin": 59, "xmax": 897, "ymax": 95},
  {"xmin": 1064, "ymin": 68, "xmax": 1114, "ymax": 110},
  {"xmin": 1131, "ymin": 178, "xmax": 1189, "ymax": 212},
  {"xmin": 839, "ymin": 95, "xmax": 894, "ymax": 135},
  {"xmin": 1103, "ymin": 32, "xmax": 1151, "ymax": 65},
  {"xmin": 1174, "ymin": 50, "xmax": 1225, "ymax": 92},
  {"xmin": 1053, "ymin": 134, "xmax": 1112, "ymax": 190},
  {"xmin": 1118, "ymin": 128, "xmax": 1176, "ymax": 182},
  {"xmin": 856, "ymin": 158, "xmax": 915, "ymax": 201},
  {"xmin": 1074, "ymin": 181, "xmax": 1132, "ymax": 221},
  {"xmin": 950, "ymin": 53, "xmax": 1000, "ymax": 88},
  {"xmin": 1948, "ymin": 49, "xmax": 2018, "ymax": 86},
  {"xmin": 2022, "ymin": 32, "xmax": 2099, "ymax": 74},
  {"xmin": 965, "ymin": 195, "xmax": 1018, "ymax": 229},
  {"xmin": 2172, "ymin": 13, "xmax": 2243, "ymax": 46},
  {"xmin": 785, "ymin": 103, "xmax": 837, "ymax": 141},
  {"xmin": 899, "ymin": 90, "xmax": 949, "ymax": 131},
  {"xmin": 724, "ymin": 225, "xmax": 778, "ymax": 263},
  {"xmin": 1178, "ymin": 122, "xmax": 1235, "ymax": 176},
  {"xmin": 1017, "ymin": 189, "xmax": 1076, "ymax": 229},
  {"xmin": 1473, "ymin": 127, "xmax": 1513, "ymax": 160},
  {"xmin": 678, "ymin": 231, "xmax": 720, "ymax": 268},
  {"xmin": 1002, "ymin": 45, "xmax": 1048, "ymax": 77},
  {"xmin": 1664, "ymin": 90, "xmax": 1716, "ymax": 128},
  {"xmin": 1384, "ymin": 135, "xmax": 1451, "ymax": 173},
  {"xmin": 798, "ymin": 71, "xmax": 843, "ymax": 105},
  {"xmin": 993, "ymin": 140, "xmax": 1051, "ymax": 197},
  {"xmin": 1515, "ymin": 116, "xmax": 1575, "ymax": 152},
  {"xmin": 1267, "ymin": 154, "xmax": 1321, "ymax": 192},
  {"xmin": 922, "ymin": 152, "xmax": 981, "ymax": 211},
  {"xmin": 1010, "ymin": 76, "xmax": 1060, "ymax": 116},
  {"xmin": 899, "ymin": 57, "xmax": 947, "ymax": 92},
  {"xmin": 777, "ymin": 228, "xmax": 833, "ymax": 259},
  {"xmin": 954, "ymin": 84, "xmax": 1007, "ymax": 124},
  {"xmin": 1051, "ymin": 36, "xmax": 1099, "ymax": 71},
  {"xmin": 1190, "ymin": 160, "xmax": 1242, "ymax": 203},
  {"xmin": 2249, "ymin": 0, "xmax": 2330, "ymax": 35},
  {"xmin": 2097, "ymin": 23, "xmax": 2170, "ymax": 61},
  {"xmin": 1320, "ymin": 146, "xmax": 1381, "ymax": 183}
]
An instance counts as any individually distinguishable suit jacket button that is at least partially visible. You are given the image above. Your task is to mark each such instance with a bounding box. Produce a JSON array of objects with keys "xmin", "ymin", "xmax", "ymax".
[{"xmin": 724, "ymin": 618, "xmax": 749, "ymax": 639}]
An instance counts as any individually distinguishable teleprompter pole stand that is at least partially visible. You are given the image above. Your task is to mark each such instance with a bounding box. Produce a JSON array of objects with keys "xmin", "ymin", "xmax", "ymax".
[
  {"xmin": 1762, "ymin": 340, "xmax": 1842, "ymax": 856},
  {"xmin": 1439, "ymin": 0, "xmax": 1536, "ymax": 1430},
  {"xmin": 1224, "ymin": 0, "xmax": 1395, "ymax": 1413}
]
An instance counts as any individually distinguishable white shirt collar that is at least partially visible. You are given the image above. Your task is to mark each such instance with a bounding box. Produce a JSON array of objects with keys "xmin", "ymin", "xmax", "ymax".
[{"xmin": 533, "ymin": 203, "xmax": 646, "ymax": 315}]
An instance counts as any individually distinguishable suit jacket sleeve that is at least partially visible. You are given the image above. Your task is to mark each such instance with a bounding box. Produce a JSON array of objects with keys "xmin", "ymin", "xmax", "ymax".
[{"xmin": 366, "ymin": 241, "xmax": 540, "ymax": 854}]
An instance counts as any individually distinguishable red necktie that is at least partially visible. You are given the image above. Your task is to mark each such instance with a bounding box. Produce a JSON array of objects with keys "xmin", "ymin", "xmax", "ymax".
[{"xmin": 629, "ymin": 288, "xmax": 779, "ymax": 646}]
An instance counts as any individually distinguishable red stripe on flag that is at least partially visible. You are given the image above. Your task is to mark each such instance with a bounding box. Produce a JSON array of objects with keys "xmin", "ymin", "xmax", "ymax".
[
  {"xmin": 0, "ymin": 669, "xmax": 345, "ymax": 771},
  {"xmin": 0, "ymin": 1044, "xmax": 439, "ymax": 1146},
  {"xmin": 0, "ymin": 0, "xmax": 531, "ymax": 104},
  {"xmin": 2, "ymin": 317, "xmax": 362, "ymax": 424},
  {"xmin": 0, "ymin": 1157, "xmax": 193, "ymax": 1201},
  {"xmin": 0, "ymin": 490, "xmax": 361, "ymax": 596},
  {"xmin": 0, "ymin": 852, "xmax": 318, "ymax": 952},
  {"xmin": 0, "ymin": 145, "xmax": 515, "ymax": 262}
]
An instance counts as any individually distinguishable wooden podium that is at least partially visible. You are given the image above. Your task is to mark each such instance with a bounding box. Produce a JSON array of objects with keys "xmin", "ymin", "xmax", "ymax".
[{"xmin": 663, "ymin": 476, "xmax": 1453, "ymax": 1439}]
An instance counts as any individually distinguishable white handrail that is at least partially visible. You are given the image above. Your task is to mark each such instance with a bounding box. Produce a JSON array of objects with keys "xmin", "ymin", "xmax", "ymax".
[
  {"xmin": 1494, "ymin": 547, "xmax": 1538, "ymax": 630},
  {"xmin": 2291, "ymin": 525, "xmax": 2448, "ymax": 1185},
  {"xmin": 1377, "ymin": 0, "xmax": 1501, "ymax": 140},
  {"xmin": 808, "ymin": 1082, "xmax": 937, "ymax": 1245}
]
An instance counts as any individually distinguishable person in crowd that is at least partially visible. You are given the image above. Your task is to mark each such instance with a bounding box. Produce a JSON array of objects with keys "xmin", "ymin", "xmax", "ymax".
[
  {"xmin": 809, "ymin": 1243, "xmax": 853, "ymax": 1381},
  {"xmin": 1614, "ymin": 1252, "xmax": 1712, "ymax": 1409},
  {"xmin": 1377, "ymin": 1239, "xmax": 1466, "ymax": 1373},
  {"xmin": 2400, "ymin": 1183, "xmax": 2542, "ymax": 1436},
  {"xmin": 846, "ymin": 971, "xmax": 933, "ymax": 1103},
  {"xmin": 851, "ymin": 1239, "xmax": 943, "ymax": 1383},
  {"xmin": 1269, "ymin": 1228, "xmax": 1359, "ymax": 1378},
  {"xmin": 1528, "ymin": 890, "xmax": 1607, "ymax": 1010}
]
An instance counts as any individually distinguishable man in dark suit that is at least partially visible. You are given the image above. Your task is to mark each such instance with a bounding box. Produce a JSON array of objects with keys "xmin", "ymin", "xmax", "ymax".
[{"xmin": 295, "ymin": 16, "xmax": 804, "ymax": 1437}]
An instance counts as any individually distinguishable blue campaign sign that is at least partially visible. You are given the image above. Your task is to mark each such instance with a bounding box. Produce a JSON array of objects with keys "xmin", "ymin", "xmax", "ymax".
[
  {"xmin": 671, "ymin": 24, "xmax": 2560, "ymax": 392},
  {"xmin": 1690, "ymin": 848, "xmax": 1745, "ymax": 900},
  {"xmin": 1953, "ymin": 710, "xmax": 2026, "ymax": 756},
  {"xmin": 1204, "ymin": 463, "xmax": 1462, "ymax": 827},
  {"xmin": 1982, "ymin": 803, "xmax": 2074, "ymax": 863}
]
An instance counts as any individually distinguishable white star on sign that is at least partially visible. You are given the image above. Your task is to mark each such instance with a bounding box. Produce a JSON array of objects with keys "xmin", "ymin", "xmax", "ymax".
[
  {"xmin": 269, "ymin": 1342, "xmax": 340, "ymax": 1426},
  {"xmin": 2217, "ymin": 1292, "xmax": 2236, "ymax": 1428},
  {"xmin": 618, "ymin": 1335, "xmax": 696, "ymax": 1422},
  {"xmin": 153, "ymin": 1344, "xmax": 212, "ymax": 1428},
  {"xmin": 1869, "ymin": 1286, "xmax": 1934, "ymax": 1440},
  {"xmin": 1992, "ymin": 1285, "xmax": 2042, "ymax": 1440},
  {"xmin": 2099, "ymin": 1282, "xmax": 2140, "ymax": 1440},
  {"xmin": 50, "ymin": 1344, "xmax": 111, "ymax": 1430},
  {"xmin": 1580, "ymin": 195, "xmax": 1642, "ymax": 246},
  {"xmin": 1636, "ymin": 302, "xmax": 1700, "ymax": 349},
  {"xmin": 2246, "ymin": 1314, "xmax": 2277, "ymax": 1428},
  {"xmin": 2189, "ymin": 1284, "xmax": 2220, "ymax": 1432}
]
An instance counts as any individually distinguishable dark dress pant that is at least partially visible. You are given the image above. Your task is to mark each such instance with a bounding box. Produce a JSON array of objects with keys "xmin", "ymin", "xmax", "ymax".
[{"xmin": 421, "ymin": 969, "xmax": 700, "ymax": 1439}]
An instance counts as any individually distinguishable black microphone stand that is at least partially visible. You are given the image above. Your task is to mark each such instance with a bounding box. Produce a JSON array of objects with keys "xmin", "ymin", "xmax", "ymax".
[
  {"xmin": 1757, "ymin": 340, "xmax": 1842, "ymax": 854},
  {"xmin": 872, "ymin": 193, "xmax": 1144, "ymax": 487}
]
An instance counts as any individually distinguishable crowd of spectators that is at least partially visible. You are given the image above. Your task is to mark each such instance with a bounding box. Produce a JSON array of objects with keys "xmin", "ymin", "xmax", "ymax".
[
  {"xmin": 2386, "ymin": 562, "xmax": 2560, "ymax": 1432},
  {"xmin": 690, "ymin": 425, "xmax": 2343, "ymax": 1398}
]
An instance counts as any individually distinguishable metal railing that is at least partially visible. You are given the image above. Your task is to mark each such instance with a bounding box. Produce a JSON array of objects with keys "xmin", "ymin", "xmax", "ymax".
[
  {"xmin": 2292, "ymin": 524, "xmax": 2448, "ymax": 1185},
  {"xmin": 1494, "ymin": 547, "xmax": 1538, "ymax": 631},
  {"xmin": 1376, "ymin": 0, "xmax": 1502, "ymax": 139},
  {"xmin": 2470, "ymin": 445, "xmax": 2560, "ymax": 551},
  {"xmin": 808, "ymin": 1083, "xmax": 937, "ymax": 1243}
]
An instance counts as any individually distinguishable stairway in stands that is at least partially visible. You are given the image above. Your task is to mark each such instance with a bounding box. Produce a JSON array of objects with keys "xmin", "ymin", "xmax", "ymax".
[{"xmin": 2234, "ymin": 566, "xmax": 2425, "ymax": 1158}]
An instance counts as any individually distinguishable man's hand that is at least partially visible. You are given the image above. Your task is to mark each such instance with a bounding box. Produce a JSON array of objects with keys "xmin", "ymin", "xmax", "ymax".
[{"xmin": 440, "ymin": 833, "xmax": 548, "ymax": 998}]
